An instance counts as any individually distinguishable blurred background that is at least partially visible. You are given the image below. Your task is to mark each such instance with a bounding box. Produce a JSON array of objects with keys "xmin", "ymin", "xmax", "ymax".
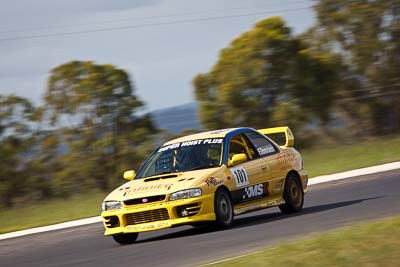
[{"xmin": 0, "ymin": 0, "xmax": 399, "ymax": 231}]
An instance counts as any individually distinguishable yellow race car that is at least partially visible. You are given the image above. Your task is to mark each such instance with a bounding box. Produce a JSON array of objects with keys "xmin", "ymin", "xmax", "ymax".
[{"xmin": 101, "ymin": 126, "xmax": 308, "ymax": 244}]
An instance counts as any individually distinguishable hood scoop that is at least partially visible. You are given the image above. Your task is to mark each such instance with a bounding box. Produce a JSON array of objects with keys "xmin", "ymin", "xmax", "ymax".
[
  {"xmin": 144, "ymin": 174, "xmax": 179, "ymax": 182},
  {"xmin": 178, "ymin": 177, "xmax": 195, "ymax": 182}
]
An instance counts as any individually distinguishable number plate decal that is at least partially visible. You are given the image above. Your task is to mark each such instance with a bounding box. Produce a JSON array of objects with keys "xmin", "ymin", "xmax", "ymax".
[{"xmin": 230, "ymin": 166, "xmax": 249, "ymax": 188}]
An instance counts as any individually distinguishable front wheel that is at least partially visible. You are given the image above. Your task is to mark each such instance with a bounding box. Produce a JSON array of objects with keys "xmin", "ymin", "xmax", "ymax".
[
  {"xmin": 112, "ymin": 233, "xmax": 139, "ymax": 245},
  {"xmin": 279, "ymin": 173, "xmax": 304, "ymax": 215},
  {"xmin": 214, "ymin": 189, "xmax": 234, "ymax": 228}
]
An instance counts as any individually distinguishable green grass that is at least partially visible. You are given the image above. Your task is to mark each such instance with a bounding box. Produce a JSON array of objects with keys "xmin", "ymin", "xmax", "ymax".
[
  {"xmin": 208, "ymin": 216, "xmax": 400, "ymax": 267},
  {"xmin": 301, "ymin": 135, "xmax": 400, "ymax": 177},
  {"xmin": 0, "ymin": 136, "xmax": 399, "ymax": 234},
  {"xmin": 0, "ymin": 191, "xmax": 107, "ymax": 234}
]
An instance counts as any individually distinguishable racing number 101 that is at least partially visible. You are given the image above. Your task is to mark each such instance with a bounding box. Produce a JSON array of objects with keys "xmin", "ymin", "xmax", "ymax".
[
  {"xmin": 231, "ymin": 166, "xmax": 249, "ymax": 187},
  {"xmin": 234, "ymin": 169, "xmax": 247, "ymax": 184}
]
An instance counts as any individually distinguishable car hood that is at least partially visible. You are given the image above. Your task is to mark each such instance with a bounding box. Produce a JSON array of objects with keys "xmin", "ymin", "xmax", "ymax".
[{"xmin": 104, "ymin": 167, "xmax": 221, "ymax": 201}]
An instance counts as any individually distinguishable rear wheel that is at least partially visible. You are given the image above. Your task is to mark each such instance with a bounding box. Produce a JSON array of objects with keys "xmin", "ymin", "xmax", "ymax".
[
  {"xmin": 214, "ymin": 189, "xmax": 234, "ymax": 228},
  {"xmin": 279, "ymin": 173, "xmax": 304, "ymax": 214},
  {"xmin": 112, "ymin": 233, "xmax": 139, "ymax": 245}
]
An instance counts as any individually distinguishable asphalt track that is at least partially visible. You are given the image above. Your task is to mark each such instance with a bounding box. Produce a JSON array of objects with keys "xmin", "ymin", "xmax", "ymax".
[{"xmin": 1, "ymin": 169, "xmax": 400, "ymax": 267}]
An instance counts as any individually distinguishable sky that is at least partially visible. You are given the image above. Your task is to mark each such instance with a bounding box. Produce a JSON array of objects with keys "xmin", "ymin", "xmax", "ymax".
[{"xmin": 0, "ymin": 0, "xmax": 315, "ymax": 112}]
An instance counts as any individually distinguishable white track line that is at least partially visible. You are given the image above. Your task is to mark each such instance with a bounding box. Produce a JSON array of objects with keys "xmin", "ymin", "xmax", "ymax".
[
  {"xmin": 0, "ymin": 216, "xmax": 102, "ymax": 241},
  {"xmin": 1, "ymin": 161, "xmax": 399, "ymax": 241},
  {"xmin": 308, "ymin": 161, "xmax": 400, "ymax": 185},
  {"xmin": 198, "ymin": 249, "xmax": 267, "ymax": 266}
]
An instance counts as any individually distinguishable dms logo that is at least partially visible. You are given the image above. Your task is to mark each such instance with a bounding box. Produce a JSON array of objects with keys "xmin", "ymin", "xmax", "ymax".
[
  {"xmin": 243, "ymin": 183, "xmax": 266, "ymax": 200},
  {"xmin": 232, "ymin": 182, "xmax": 269, "ymax": 203}
]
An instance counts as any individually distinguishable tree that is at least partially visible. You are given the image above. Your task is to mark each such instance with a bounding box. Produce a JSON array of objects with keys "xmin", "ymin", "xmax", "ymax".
[
  {"xmin": 193, "ymin": 17, "xmax": 340, "ymax": 134},
  {"xmin": 44, "ymin": 61, "xmax": 156, "ymax": 193},
  {"xmin": 314, "ymin": 0, "xmax": 400, "ymax": 134},
  {"xmin": 0, "ymin": 95, "xmax": 38, "ymax": 206}
]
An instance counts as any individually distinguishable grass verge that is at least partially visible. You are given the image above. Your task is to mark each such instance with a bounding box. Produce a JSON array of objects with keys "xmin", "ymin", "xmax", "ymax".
[
  {"xmin": 0, "ymin": 191, "xmax": 107, "ymax": 234},
  {"xmin": 301, "ymin": 135, "xmax": 400, "ymax": 177},
  {"xmin": 1, "ymin": 136, "xmax": 399, "ymax": 234},
  {"xmin": 206, "ymin": 216, "xmax": 400, "ymax": 267}
]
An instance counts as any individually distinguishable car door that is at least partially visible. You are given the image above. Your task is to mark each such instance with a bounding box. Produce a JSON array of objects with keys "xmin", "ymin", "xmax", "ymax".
[
  {"xmin": 244, "ymin": 130, "xmax": 285, "ymax": 200},
  {"xmin": 227, "ymin": 133, "xmax": 272, "ymax": 204}
]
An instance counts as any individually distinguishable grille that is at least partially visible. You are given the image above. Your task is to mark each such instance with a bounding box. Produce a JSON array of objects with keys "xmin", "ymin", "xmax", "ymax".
[
  {"xmin": 124, "ymin": 195, "xmax": 166, "ymax": 206},
  {"xmin": 124, "ymin": 208, "xmax": 170, "ymax": 225}
]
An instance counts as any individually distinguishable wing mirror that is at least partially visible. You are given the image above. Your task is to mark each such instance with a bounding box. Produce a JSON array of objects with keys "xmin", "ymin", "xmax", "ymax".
[
  {"xmin": 123, "ymin": 170, "xmax": 136, "ymax": 180},
  {"xmin": 229, "ymin": 153, "xmax": 247, "ymax": 167}
]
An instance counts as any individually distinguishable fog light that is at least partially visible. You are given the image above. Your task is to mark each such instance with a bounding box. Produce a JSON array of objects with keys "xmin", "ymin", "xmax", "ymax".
[{"xmin": 181, "ymin": 209, "xmax": 189, "ymax": 217}]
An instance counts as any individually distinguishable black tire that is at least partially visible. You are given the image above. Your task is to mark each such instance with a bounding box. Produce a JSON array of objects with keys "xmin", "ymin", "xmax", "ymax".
[
  {"xmin": 112, "ymin": 233, "xmax": 139, "ymax": 245},
  {"xmin": 279, "ymin": 173, "xmax": 304, "ymax": 215},
  {"xmin": 214, "ymin": 189, "xmax": 234, "ymax": 228}
]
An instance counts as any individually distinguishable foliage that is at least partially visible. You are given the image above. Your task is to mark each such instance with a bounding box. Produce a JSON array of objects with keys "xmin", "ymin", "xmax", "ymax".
[
  {"xmin": 313, "ymin": 0, "xmax": 400, "ymax": 134},
  {"xmin": 0, "ymin": 95, "xmax": 38, "ymax": 206},
  {"xmin": 193, "ymin": 17, "xmax": 340, "ymax": 135},
  {"xmin": 43, "ymin": 61, "xmax": 156, "ymax": 194},
  {"xmin": 0, "ymin": 61, "xmax": 157, "ymax": 207}
]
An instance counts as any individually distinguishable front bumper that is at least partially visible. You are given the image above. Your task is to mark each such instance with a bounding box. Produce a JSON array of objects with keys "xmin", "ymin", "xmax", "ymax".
[{"xmin": 101, "ymin": 193, "xmax": 215, "ymax": 235}]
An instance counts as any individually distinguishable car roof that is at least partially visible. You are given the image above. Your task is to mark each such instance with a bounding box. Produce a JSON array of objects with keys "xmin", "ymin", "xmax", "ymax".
[{"xmin": 163, "ymin": 127, "xmax": 249, "ymax": 145}]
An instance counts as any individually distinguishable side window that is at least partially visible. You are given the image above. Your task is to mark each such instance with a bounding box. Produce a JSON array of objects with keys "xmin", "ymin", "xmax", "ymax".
[
  {"xmin": 245, "ymin": 131, "xmax": 278, "ymax": 157},
  {"xmin": 228, "ymin": 134, "xmax": 256, "ymax": 162}
]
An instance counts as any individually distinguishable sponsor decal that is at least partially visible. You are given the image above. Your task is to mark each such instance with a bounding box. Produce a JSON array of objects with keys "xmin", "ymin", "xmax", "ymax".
[
  {"xmin": 119, "ymin": 186, "xmax": 130, "ymax": 191},
  {"xmin": 158, "ymin": 143, "xmax": 180, "ymax": 152},
  {"xmin": 232, "ymin": 182, "xmax": 269, "ymax": 204},
  {"xmin": 126, "ymin": 221, "xmax": 171, "ymax": 231},
  {"xmin": 243, "ymin": 184, "xmax": 264, "ymax": 200},
  {"xmin": 204, "ymin": 177, "xmax": 223, "ymax": 186},
  {"xmin": 276, "ymin": 153, "xmax": 296, "ymax": 165},
  {"xmin": 257, "ymin": 145, "xmax": 275, "ymax": 156},
  {"xmin": 275, "ymin": 152, "xmax": 297, "ymax": 171},
  {"xmin": 123, "ymin": 183, "xmax": 173, "ymax": 196},
  {"xmin": 158, "ymin": 138, "xmax": 223, "ymax": 152},
  {"xmin": 230, "ymin": 166, "xmax": 249, "ymax": 188},
  {"xmin": 273, "ymin": 179, "xmax": 284, "ymax": 192}
]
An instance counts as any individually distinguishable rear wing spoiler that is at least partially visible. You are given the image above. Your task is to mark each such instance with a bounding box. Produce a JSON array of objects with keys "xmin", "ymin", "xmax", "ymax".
[{"xmin": 258, "ymin": 126, "xmax": 294, "ymax": 147}]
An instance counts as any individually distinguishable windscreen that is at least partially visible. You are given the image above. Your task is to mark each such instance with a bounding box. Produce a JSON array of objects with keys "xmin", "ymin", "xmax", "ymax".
[{"xmin": 135, "ymin": 138, "xmax": 223, "ymax": 179}]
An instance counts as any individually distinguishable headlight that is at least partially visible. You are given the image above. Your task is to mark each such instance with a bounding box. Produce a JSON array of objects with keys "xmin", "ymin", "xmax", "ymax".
[
  {"xmin": 169, "ymin": 188, "xmax": 202, "ymax": 201},
  {"xmin": 102, "ymin": 201, "xmax": 122, "ymax": 211}
]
